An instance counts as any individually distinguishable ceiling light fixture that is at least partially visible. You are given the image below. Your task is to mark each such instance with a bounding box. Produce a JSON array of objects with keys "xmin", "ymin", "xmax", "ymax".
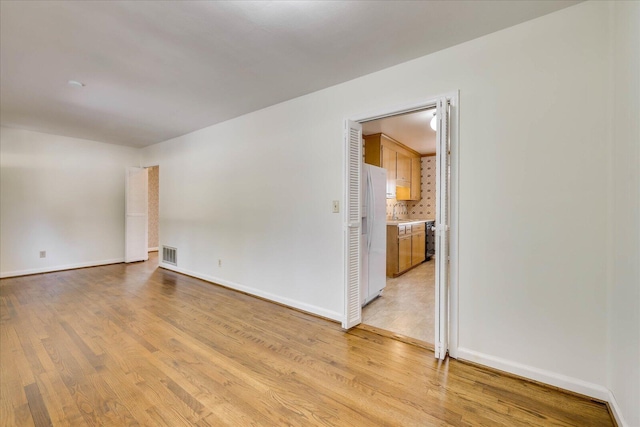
[
  {"xmin": 430, "ymin": 110, "xmax": 437, "ymax": 131},
  {"xmin": 67, "ymin": 80, "xmax": 85, "ymax": 88}
]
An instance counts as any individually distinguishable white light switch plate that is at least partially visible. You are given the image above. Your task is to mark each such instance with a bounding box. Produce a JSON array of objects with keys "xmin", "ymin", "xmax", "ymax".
[{"xmin": 332, "ymin": 200, "xmax": 339, "ymax": 213}]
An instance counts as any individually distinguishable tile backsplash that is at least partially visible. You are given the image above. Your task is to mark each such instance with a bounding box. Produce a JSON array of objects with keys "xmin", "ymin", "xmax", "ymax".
[
  {"xmin": 386, "ymin": 199, "xmax": 408, "ymax": 219},
  {"xmin": 408, "ymin": 156, "xmax": 436, "ymax": 219},
  {"xmin": 384, "ymin": 156, "xmax": 436, "ymax": 220}
]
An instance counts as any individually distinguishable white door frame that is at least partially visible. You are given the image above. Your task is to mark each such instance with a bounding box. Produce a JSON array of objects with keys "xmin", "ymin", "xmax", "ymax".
[{"xmin": 344, "ymin": 91, "xmax": 460, "ymax": 358}]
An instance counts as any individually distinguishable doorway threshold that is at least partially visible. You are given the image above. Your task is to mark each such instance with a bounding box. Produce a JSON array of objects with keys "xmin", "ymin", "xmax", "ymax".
[{"xmin": 355, "ymin": 323, "xmax": 434, "ymax": 352}]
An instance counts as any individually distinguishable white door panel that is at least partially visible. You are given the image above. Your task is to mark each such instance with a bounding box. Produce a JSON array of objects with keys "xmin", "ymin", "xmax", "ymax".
[
  {"xmin": 343, "ymin": 120, "xmax": 362, "ymax": 329},
  {"xmin": 125, "ymin": 167, "xmax": 148, "ymax": 263}
]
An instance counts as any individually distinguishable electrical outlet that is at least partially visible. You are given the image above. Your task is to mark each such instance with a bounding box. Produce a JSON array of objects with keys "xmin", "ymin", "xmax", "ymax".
[
  {"xmin": 218, "ymin": 259, "xmax": 222, "ymax": 267},
  {"xmin": 39, "ymin": 251, "xmax": 46, "ymax": 258},
  {"xmin": 332, "ymin": 200, "xmax": 340, "ymax": 213}
]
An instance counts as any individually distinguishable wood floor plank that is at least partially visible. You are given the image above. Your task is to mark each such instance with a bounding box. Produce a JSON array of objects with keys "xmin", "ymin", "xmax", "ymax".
[
  {"xmin": 58, "ymin": 321, "xmax": 105, "ymax": 370},
  {"xmin": 0, "ymin": 253, "xmax": 615, "ymax": 426},
  {"xmin": 24, "ymin": 382, "xmax": 53, "ymax": 427},
  {"xmin": 35, "ymin": 371, "xmax": 88, "ymax": 427},
  {"xmin": 39, "ymin": 338, "xmax": 101, "ymax": 426}
]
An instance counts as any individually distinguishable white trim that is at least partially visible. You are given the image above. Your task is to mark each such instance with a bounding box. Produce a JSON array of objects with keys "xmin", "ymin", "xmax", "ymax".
[
  {"xmin": 607, "ymin": 389, "xmax": 629, "ymax": 427},
  {"xmin": 457, "ymin": 347, "xmax": 630, "ymax": 425},
  {"xmin": 148, "ymin": 247, "xmax": 159, "ymax": 252},
  {"xmin": 352, "ymin": 98, "xmax": 439, "ymax": 123},
  {"xmin": 456, "ymin": 347, "xmax": 611, "ymax": 401},
  {"xmin": 347, "ymin": 90, "xmax": 460, "ymax": 355},
  {"xmin": 447, "ymin": 91, "xmax": 460, "ymax": 358},
  {"xmin": 159, "ymin": 263, "xmax": 342, "ymax": 322},
  {"xmin": 0, "ymin": 258, "xmax": 125, "ymax": 278},
  {"xmin": 434, "ymin": 96, "xmax": 450, "ymax": 360}
]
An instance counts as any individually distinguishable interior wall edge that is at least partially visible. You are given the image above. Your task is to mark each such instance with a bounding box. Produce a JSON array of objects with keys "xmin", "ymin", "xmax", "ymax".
[
  {"xmin": 606, "ymin": 0, "xmax": 640, "ymax": 426},
  {"xmin": 456, "ymin": 347, "xmax": 611, "ymax": 402},
  {"xmin": 159, "ymin": 263, "xmax": 343, "ymax": 323},
  {"xmin": 0, "ymin": 258, "xmax": 125, "ymax": 279},
  {"xmin": 607, "ymin": 389, "xmax": 631, "ymax": 427}
]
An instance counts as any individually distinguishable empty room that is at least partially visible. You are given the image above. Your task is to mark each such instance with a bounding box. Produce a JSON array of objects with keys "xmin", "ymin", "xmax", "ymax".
[{"xmin": 1, "ymin": 1, "xmax": 638, "ymax": 426}]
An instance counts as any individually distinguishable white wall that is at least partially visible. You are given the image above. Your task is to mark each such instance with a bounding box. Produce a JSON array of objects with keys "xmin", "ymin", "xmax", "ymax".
[
  {"xmin": 608, "ymin": 2, "xmax": 640, "ymax": 426},
  {"xmin": 0, "ymin": 127, "xmax": 139, "ymax": 277},
  {"xmin": 142, "ymin": 0, "xmax": 615, "ymax": 400}
]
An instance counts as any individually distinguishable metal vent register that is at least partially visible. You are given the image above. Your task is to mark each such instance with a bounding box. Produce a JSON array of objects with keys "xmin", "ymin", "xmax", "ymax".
[{"xmin": 162, "ymin": 246, "xmax": 177, "ymax": 266}]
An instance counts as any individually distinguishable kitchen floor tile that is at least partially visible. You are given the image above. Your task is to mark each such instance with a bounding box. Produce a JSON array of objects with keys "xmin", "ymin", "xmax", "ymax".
[{"xmin": 362, "ymin": 259, "xmax": 435, "ymax": 344}]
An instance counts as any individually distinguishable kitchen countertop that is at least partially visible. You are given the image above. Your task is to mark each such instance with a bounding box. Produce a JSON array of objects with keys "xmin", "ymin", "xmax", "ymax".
[{"xmin": 386, "ymin": 219, "xmax": 435, "ymax": 225}]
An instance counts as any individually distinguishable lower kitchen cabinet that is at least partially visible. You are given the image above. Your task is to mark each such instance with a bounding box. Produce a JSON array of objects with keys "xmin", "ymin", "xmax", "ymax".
[
  {"xmin": 386, "ymin": 221, "xmax": 427, "ymax": 277},
  {"xmin": 411, "ymin": 232, "xmax": 426, "ymax": 265},
  {"xmin": 398, "ymin": 235, "xmax": 412, "ymax": 272}
]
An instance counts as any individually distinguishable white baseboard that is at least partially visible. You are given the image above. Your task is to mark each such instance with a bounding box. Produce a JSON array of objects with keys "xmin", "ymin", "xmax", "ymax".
[
  {"xmin": 159, "ymin": 263, "xmax": 342, "ymax": 322},
  {"xmin": 0, "ymin": 258, "xmax": 125, "ymax": 278},
  {"xmin": 148, "ymin": 247, "xmax": 159, "ymax": 252},
  {"xmin": 457, "ymin": 348, "xmax": 632, "ymax": 425},
  {"xmin": 456, "ymin": 347, "xmax": 611, "ymax": 401},
  {"xmin": 607, "ymin": 389, "xmax": 629, "ymax": 427}
]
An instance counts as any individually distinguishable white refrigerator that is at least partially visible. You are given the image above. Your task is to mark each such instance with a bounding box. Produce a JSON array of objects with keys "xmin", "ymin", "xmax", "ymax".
[{"xmin": 361, "ymin": 164, "xmax": 387, "ymax": 306}]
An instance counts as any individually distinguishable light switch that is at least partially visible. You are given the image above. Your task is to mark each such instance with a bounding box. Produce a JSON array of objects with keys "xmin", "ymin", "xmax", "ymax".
[{"xmin": 332, "ymin": 200, "xmax": 339, "ymax": 213}]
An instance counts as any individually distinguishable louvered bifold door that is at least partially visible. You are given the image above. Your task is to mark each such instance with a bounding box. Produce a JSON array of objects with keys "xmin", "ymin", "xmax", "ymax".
[
  {"xmin": 343, "ymin": 120, "xmax": 363, "ymax": 329},
  {"xmin": 434, "ymin": 98, "xmax": 450, "ymax": 359},
  {"xmin": 125, "ymin": 167, "xmax": 149, "ymax": 263}
]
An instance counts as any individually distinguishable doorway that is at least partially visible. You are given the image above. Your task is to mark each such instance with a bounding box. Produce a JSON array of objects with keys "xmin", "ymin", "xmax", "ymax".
[
  {"xmin": 343, "ymin": 93, "xmax": 459, "ymax": 360},
  {"xmin": 124, "ymin": 165, "xmax": 159, "ymax": 263},
  {"xmin": 147, "ymin": 165, "xmax": 159, "ymax": 254},
  {"xmin": 360, "ymin": 110, "xmax": 437, "ymax": 345},
  {"xmin": 361, "ymin": 158, "xmax": 437, "ymax": 345}
]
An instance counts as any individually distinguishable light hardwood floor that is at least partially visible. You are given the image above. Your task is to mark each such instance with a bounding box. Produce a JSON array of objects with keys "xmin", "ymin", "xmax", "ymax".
[
  {"xmin": 1, "ymin": 254, "xmax": 614, "ymax": 426},
  {"xmin": 362, "ymin": 259, "xmax": 435, "ymax": 344}
]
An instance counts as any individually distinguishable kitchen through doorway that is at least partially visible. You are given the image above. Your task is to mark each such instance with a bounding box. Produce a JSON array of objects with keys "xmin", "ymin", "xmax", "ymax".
[
  {"xmin": 360, "ymin": 109, "xmax": 438, "ymax": 346},
  {"xmin": 344, "ymin": 93, "xmax": 457, "ymax": 359}
]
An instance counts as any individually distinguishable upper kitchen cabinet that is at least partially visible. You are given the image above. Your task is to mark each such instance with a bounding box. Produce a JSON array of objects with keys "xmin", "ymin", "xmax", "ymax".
[
  {"xmin": 364, "ymin": 133, "xmax": 421, "ymax": 201},
  {"xmin": 381, "ymin": 145, "xmax": 397, "ymax": 199},
  {"xmin": 410, "ymin": 157, "xmax": 421, "ymax": 201},
  {"xmin": 396, "ymin": 153, "xmax": 411, "ymax": 188},
  {"xmin": 363, "ymin": 133, "xmax": 387, "ymax": 166}
]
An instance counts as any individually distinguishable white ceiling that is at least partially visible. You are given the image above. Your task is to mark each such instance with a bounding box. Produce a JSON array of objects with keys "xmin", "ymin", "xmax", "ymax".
[
  {"xmin": 363, "ymin": 109, "xmax": 437, "ymax": 155},
  {"xmin": 0, "ymin": 1, "xmax": 580, "ymax": 148}
]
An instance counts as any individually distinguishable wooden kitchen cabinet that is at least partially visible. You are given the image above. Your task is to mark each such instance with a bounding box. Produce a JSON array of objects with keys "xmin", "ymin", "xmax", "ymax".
[
  {"xmin": 411, "ymin": 231, "xmax": 426, "ymax": 265},
  {"xmin": 410, "ymin": 156, "xmax": 421, "ymax": 201},
  {"xmin": 381, "ymin": 145, "xmax": 396, "ymax": 198},
  {"xmin": 396, "ymin": 153, "xmax": 411, "ymax": 188},
  {"xmin": 398, "ymin": 235, "xmax": 412, "ymax": 272},
  {"xmin": 386, "ymin": 221, "xmax": 427, "ymax": 277},
  {"xmin": 364, "ymin": 133, "xmax": 421, "ymax": 202}
]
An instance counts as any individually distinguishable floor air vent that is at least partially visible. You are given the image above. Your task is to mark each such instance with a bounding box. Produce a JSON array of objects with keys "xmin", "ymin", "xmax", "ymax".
[{"xmin": 162, "ymin": 246, "xmax": 177, "ymax": 266}]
